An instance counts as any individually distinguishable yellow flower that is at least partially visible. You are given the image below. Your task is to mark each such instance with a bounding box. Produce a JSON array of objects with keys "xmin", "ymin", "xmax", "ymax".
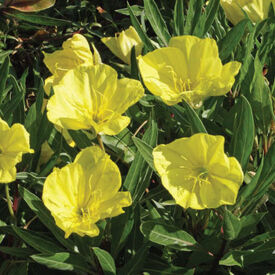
[
  {"xmin": 220, "ymin": 0, "xmax": 275, "ymax": 25},
  {"xmin": 43, "ymin": 33, "xmax": 101, "ymax": 95},
  {"xmin": 153, "ymin": 133, "xmax": 243, "ymax": 209},
  {"xmin": 42, "ymin": 146, "xmax": 132, "ymax": 238},
  {"xmin": 47, "ymin": 64, "xmax": 144, "ymax": 136},
  {"xmin": 138, "ymin": 35, "xmax": 241, "ymax": 107},
  {"xmin": 101, "ymin": 26, "xmax": 143, "ymax": 64},
  {"xmin": 0, "ymin": 118, "xmax": 33, "ymax": 183}
]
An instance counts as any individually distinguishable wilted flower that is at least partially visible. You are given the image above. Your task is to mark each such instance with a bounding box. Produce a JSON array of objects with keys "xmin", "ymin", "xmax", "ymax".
[
  {"xmin": 42, "ymin": 146, "xmax": 132, "ymax": 238},
  {"xmin": 43, "ymin": 33, "xmax": 101, "ymax": 95},
  {"xmin": 47, "ymin": 64, "xmax": 144, "ymax": 136},
  {"xmin": 138, "ymin": 35, "xmax": 241, "ymax": 107},
  {"xmin": 0, "ymin": 118, "xmax": 33, "ymax": 183},
  {"xmin": 153, "ymin": 133, "xmax": 244, "ymax": 209},
  {"xmin": 220, "ymin": 0, "xmax": 275, "ymax": 25},
  {"xmin": 101, "ymin": 26, "xmax": 143, "ymax": 64}
]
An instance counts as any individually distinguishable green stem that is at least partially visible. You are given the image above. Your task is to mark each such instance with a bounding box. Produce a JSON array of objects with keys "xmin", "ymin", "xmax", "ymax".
[
  {"xmin": 5, "ymin": 184, "xmax": 15, "ymax": 222},
  {"xmin": 97, "ymin": 134, "xmax": 105, "ymax": 152}
]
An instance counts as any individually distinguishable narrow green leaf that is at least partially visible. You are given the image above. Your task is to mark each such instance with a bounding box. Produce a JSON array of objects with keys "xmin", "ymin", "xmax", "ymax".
[
  {"xmin": 12, "ymin": 225, "xmax": 64, "ymax": 254},
  {"xmin": 130, "ymin": 46, "xmax": 139, "ymax": 80},
  {"xmin": 93, "ymin": 247, "xmax": 116, "ymax": 275},
  {"xmin": 173, "ymin": 0, "xmax": 184, "ymax": 36},
  {"xmin": 140, "ymin": 221, "xmax": 197, "ymax": 251},
  {"xmin": 31, "ymin": 252, "xmax": 90, "ymax": 272},
  {"xmin": 2, "ymin": 74, "xmax": 25, "ymax": 121},
  {"xmin": 202, "ymin": 0, "xmax": 220, "ymax": 35},
  {"xmin": 127, "ymin": 2, "xmax": 155, "ymax": 52},
  {"xmin": 218, "ymin": 19, "xmax": 249, "ymax": 60},
  {"xmin": 253, "ymin": 142, "xmax": 275, "ymax": 200},
  {"xmin": 116, "ymin": 5, "xmax": 143, "ymax": 16},
  {"xmin": 183, "ymin": 0, "xmax": 195, "ymax": 34},
  {"xmin": 248, "ymin": 54, "xmax": 274, "ymax": 134},
  {"xmin": 238, "ymin": 212, "xmax": 266, "ymax": 239},
  {"xmin": 223, "ymin": 210, "xmax": 241, "ymax": 240},
  {"xmin": 132, "ymin": 136, "xmax": 155, "ymax": 171},
  {"xmin": 144, "ymin": 0, "xmax": 171, "ymax": 45},
  {"xmin": 18, "ymin": 186, "xmax": 74, "ymax": 251},
  {"xmin": 124, "ymin": 111, "xmax": 158, "ymax": 203},
  {"xmin": 5, "ymin": 11, "xmax": 71, "ymax": 26},
  {"xmin": 0, "ymin": 56, "xmax": 10, "ymax": 103},
  {"xmin": 0, "ymin": 246, "xmax": 34, "ymax": 257},
  {"xmin": 229, "ymin": 95, "xmax": 254, "ymax": 171},
  {"xmin": 172, "ymin": 102, "xmax": 207, "ymax": 134},
  {"xmin": 119, "ymin": 243, "xmax": 149, "ymax": 275}
]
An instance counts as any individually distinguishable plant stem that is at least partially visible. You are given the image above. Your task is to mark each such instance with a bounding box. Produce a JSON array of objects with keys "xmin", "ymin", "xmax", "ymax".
[
  {"xmin": 5, "ymin": 184, "xmax": 15, "ymax": 222},
  {"xmin": 97, "ymin": 134, "xmax": 105, "ymax": 152}
]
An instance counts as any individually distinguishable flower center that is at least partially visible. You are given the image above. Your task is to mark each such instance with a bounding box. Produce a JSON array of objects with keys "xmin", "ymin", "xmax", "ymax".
[
  {"xmin": 78, "ymin": 207, "xmax": 90, "ymax": 219},
  {"xmin": 180, "ymin": 78, "xmax": 192, "ymax": 92},
  {"xmin": 197, "ymin": 167, "xmax": 209, "ymax": 182}
]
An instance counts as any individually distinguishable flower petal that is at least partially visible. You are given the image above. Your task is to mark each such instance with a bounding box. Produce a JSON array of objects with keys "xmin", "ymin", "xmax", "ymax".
[{"xmin": 138, "ymin": 47, "xmax": 187, "ymax": 105}]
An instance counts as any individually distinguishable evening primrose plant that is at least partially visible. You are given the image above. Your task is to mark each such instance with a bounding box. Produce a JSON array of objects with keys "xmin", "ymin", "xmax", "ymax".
[{"xmin": 0, "ymin": 0, "xmax": 275, "ymax": 274}]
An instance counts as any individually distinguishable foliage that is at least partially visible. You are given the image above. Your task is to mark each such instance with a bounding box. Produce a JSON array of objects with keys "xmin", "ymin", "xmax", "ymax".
[{"xmin": 0, "ymin": 0, "xmax": 274, "ymax": 274}]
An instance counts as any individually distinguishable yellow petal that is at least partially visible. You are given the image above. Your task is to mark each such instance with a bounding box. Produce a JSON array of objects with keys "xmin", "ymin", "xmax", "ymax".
[
  {"xmin": 153, "ymin": 133, "xmax": 244, "ymax": 210},
  {"xmin": 47, "ymin": 64, "xmax": 144, "ymax": 135},
  {"xmin": 220, "ymin": 0, "xmax": 275, "ymax": 25},
  {"xmin": 42, "ymin": 145, "xmax": 132, "ymax": 238},
  {"xmin": 138, "ymin": 47, "xmax": 187, "ymax": 105},
  {"xmin": 101, "ymin": 26, "xmax": 143, "ymax": 64},
  {"xmin": 74, "ymin": 146, "xmax": 121, "ymax": 201},
  {"xmin": 98, "ymin": 191, "xmax": 132, "ymax": 219},
  {"xmin": 43, "ymin": 34, "xmax": 94, "ymax": 74},
  {"xmin": 107, "ymin": 78, "xmax": 144, "ymax": 114},
  {"xmin": 139, "ymin": 35, "xmax": 242, "ymax": 107}
]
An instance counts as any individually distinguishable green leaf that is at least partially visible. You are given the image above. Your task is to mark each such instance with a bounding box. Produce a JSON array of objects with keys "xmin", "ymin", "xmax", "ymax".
[
  {"xmin": 12, "ymin": 225, "xmax": 64, "ymax": 254},
  {"xmin": 118, "ymin": 243, "xmax": 149, "ymax": 275},
  {"xmin": 202, "ymin": 0, "xmax": 220, "ymax": 35},
  {"xmin": 68, "ymin": 129, "xmax": 93, "ymax": 149},
  {"xmin": 238, "ymin": 212, "xmax": 266, "ymax": 239},
  {"xmin": 219, "ymin": 250, "xmax": 248, "ymax": 268},
  {"xmin": 132, "ymin": 136, "xmax": 155, "ymax": 172},
  {"xmin": 5, "ymin": 11, "xmax": 71, "ymax": 26},
  {"xmin": 18, "ymin": 186, "xmax": 74, "ymax": 251},
  {"xmin": 253, "ymin": 142, "xmax": 275, "ymax": 200},
  {"xmin": 93, "ymin": 247, "xmax": 116, "ymax": 275},
  {"xmin": 2, "ymin": 74, "xmax": 25, "ymax": 121},
  {"xmin": 172, "ymin": 102, "xmax": 207, "ymax": 134},
  {"xmin": 124, "ymin": 111, "xmax": 158, "ymax": 204},
  {"xmin": 218, "ymin": 19, "xmax": 249, "ymax": 60},
  {"xmin": 31, "ymin": 252, "xmax": 90, "ymax": 272},
  {"xmin": 127, "ymin": 2, "xmax": 155, "ymax": 52},
  {"xmin": 229, "ymin": 95, "xmax": 254, "ymax": 171},
  {"xmin": 140, "ymin": 221, "xmax": 197, "ymax": 251},
  {"xmin": 115, "ymin": 5, "xmax": 143, "ymax": 16},
  {"xmin": 0, "ymin": 56, "xmax": 10, "ymax": 104},
  {"xmin": 6, "ymin": 0, "xmax": 56, "ymax": 12},
  {"xmin": 130, "ymin": 46, "xmax": 139, "ymax": 80},
  {"xmin": 144, "ymin": 0, "xmax": 171, "ymax": 45},
  {"xmin": 248, "ymin": 54, "xmax": 274, "ymax": 134},
  {"xmin": 0, "ymin": 246, "xmax": 34, "ymax": 257},
  {"xmin": 223, "ymin": 210, "xmax": 241, "ymax": 240},
  {"xmin": 173, "ymin": 0, "xmax": 184, "ymax": 36},
  {"xmin": 111, "ymin": 207, "xmax": 135, "ymax": 257}
]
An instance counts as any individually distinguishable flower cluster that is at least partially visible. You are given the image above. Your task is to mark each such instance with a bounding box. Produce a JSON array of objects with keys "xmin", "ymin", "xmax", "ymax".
[{"xmin": 36, "ymin": 19, "xmax": 250, "ymax": 237}]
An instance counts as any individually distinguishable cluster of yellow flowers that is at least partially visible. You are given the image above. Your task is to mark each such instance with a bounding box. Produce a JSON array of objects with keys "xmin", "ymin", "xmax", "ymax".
[
  {"xmin": 5, "ymin": 0, "xmax": 274, "ymax": 237},
  {"xmin": 39, "ymin": 30, "xmax": 244, "ymax": 238}
]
